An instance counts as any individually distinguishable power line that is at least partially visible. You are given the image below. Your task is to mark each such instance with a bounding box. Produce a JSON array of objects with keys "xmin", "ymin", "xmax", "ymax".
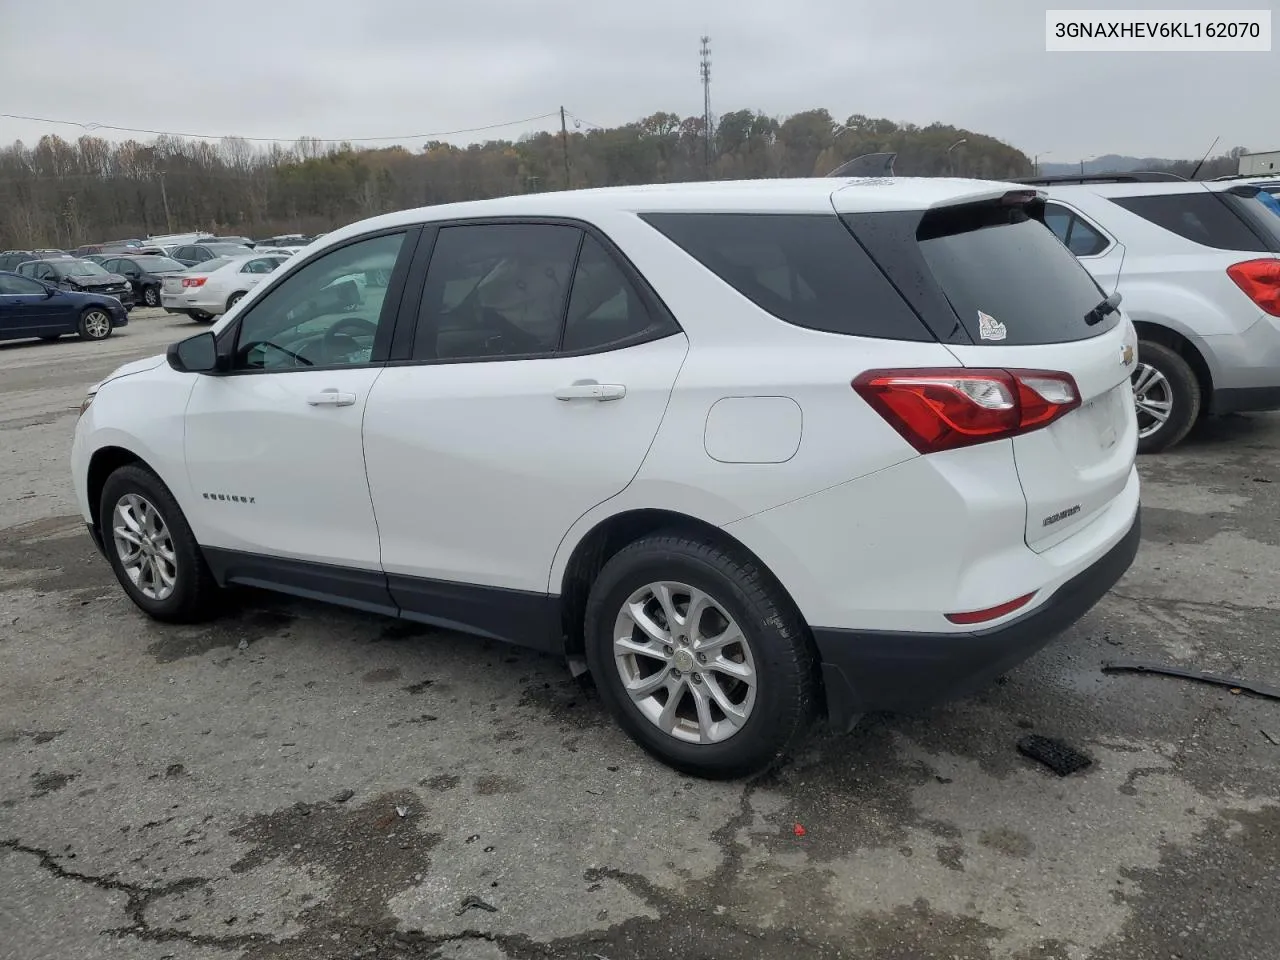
[{"xmin": 0, "ymin": 111, "xmax": 561, "ymax": 144}]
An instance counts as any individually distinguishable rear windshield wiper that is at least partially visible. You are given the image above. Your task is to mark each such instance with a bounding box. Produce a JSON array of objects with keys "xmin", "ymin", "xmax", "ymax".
[{"xmin": 1085, "ymin": 291, "xmax": 1122, "ymax": 326}]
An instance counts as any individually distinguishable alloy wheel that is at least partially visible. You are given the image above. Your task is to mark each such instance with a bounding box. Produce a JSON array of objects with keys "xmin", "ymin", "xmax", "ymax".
[
  {"xmin": 112, "ymin": 493, "xmax": 178, "ymax": 601},
  {"xmin": 83, "ymin": 311, "xmax": 111, "ymax": 339},
  {"xmin": 612, "ymin": 581, "xmax": 757, "ymax": 745},
  {"xmin": 1132, "ymin": 362, "xmax": 1173, "ymax": 439}
]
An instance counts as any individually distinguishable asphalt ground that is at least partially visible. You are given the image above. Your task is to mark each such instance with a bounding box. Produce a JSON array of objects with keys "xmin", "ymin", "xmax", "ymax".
[{"xmin": 2, "ymin": 308, "xmax": 1277, "ymax": 959}]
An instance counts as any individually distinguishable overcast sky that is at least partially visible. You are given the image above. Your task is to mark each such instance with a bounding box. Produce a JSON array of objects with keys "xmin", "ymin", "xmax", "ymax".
[{"xmin": 0, "ymin": 0, "xmax": 1274, "ymax": 162}]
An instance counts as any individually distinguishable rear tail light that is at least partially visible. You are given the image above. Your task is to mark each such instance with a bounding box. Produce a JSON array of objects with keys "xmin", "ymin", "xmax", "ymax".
[
  {"xmin": 182, "ymin": 277, "xmax": 207, "ymax": 288},
  {"xmin": 852, "ymin": 368, "xmax": 1081, "ymax": 454},
  {"xmin": 1227, "ymin": 259, "xmax": 1280, "ymax": 317}
]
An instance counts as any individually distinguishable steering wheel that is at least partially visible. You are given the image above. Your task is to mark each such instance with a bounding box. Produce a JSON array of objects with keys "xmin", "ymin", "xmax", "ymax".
[{"xmin": 326, "ymin": 316, "xmax": 378, "ymax": 339}]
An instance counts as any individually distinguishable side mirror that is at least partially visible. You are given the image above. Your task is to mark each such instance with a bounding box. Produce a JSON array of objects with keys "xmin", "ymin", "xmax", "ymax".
[
  {"xmin": 167, "ymin": 331, "xmax": 223, "ymax": 374},
  {"xmin": 44, "ymin": 286, "xmax": 56, "ymax": 298}
]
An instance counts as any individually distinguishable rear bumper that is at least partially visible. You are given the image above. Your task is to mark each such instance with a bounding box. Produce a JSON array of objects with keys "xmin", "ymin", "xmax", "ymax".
[{"xmin": 813, "ymin": 510, "xmax": 1141, "ymax": 731}]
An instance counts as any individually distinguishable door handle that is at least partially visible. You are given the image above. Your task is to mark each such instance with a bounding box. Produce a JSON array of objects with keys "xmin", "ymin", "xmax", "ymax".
[
  {"xmin": 307, "ymin": 389, "xmax": 357, "ymax": 407},
  {"xmin": 554, "ymin": 380, "xmax": 626, "ymax": 402}
]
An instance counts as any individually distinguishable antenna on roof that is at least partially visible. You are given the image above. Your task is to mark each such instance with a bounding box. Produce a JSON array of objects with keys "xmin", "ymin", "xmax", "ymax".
[
  {"xmin": 826, "ymin": 152, "xmax": 896, "ymax": 177},
  {"xmin": 1189, "ymin": 135, "xmax": 1220, "ymax": 181}
]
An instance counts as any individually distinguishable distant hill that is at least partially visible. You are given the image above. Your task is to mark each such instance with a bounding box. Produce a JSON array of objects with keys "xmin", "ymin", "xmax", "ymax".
[{"xmin": 1039, "ymin": 149, "xmax": 1249, "ymax": 180}]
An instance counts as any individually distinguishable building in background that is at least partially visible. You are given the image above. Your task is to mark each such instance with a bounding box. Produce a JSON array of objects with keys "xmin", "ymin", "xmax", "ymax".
[{"xmin": 1239, "ymin": 150, "xmax": 1280, "ymax": 175}]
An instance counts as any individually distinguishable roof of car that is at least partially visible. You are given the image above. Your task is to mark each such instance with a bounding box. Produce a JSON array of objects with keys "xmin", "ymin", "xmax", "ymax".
[
  {"xmin": 1039, "ymin": 179, "xmax": 1259, "ymax": 198},
  {"xmin": 312, "ymin": 177, "xmax": 1031, "ymax": 249}
]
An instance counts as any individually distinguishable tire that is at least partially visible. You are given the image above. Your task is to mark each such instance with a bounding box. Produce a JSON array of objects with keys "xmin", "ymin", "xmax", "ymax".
[
  {"xmin": 99, "ymin": 464, "xmax": 219, "ymax": 623},
  {"xmin": 78, "ymin": 308, "xmax": 113, "ymax": 341},
  {"xmin": 1134, "ymin": 340, "xmax": 1200, "ymax": 454},
  {"xmin": 189, "ymin": 310, "xmax": 214, "ymax": 323},
  {"xmin": 226, "ymin": 291, "xmax": 245, "ymax": 312},
  {"xmin": 584, "ymin": 532, "xmax": 817, "ymax": 779},
  {"xmin": 143, "ymin": 286, "xmax": 160, "ymax": 308}
]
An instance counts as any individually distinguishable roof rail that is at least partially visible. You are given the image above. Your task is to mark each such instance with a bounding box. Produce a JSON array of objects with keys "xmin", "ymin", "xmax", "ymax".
[
  {"xmin": 1209, "ymin": 173, "xmax": 1280, "ymax": 182},
  {"xmin": 1013, "ymin": 171, "xmax": 1189, "ymax": 185}
]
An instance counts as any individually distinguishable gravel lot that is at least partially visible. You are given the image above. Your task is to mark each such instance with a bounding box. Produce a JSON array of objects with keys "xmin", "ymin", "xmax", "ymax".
[{"xmin": 2, "ymin": 308, "xmax": 1278, "ymax": 960}]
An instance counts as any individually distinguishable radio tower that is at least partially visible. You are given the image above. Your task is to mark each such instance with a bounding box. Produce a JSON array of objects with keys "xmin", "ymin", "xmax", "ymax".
[{"xmin": 699, "ymin": 36, "xmax": 713, "ymax": 177}]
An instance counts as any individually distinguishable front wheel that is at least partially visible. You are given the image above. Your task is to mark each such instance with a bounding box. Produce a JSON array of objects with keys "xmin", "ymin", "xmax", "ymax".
[
  {"xmin": 1133, "ymin": 340, "xmax": 1200, "ymax": 454},
  {"xmin": 78, "ymin": 308, "xmax": 113, "ymax": 341},
  {"xmin": 99, "ymin": 465, "xmax": 219, "ymax": 623},
  {"xmin": 226, "ymin": 291, "xmax": 245, "ymax": 312},
  {"xmin": 584, "ymin": 533, "xmax": 817, "ymax": 779}
]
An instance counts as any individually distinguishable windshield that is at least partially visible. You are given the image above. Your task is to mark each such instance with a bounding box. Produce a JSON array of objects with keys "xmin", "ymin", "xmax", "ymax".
[
  {"xmin": 133, "ymin": 256, "xmax": 185, "ymax": 272},
  {"xmin": 207, "ymin": 244, "xmax": 252, "ymax": 256},
  {"xmin": 54, "ymin": 260, "xmax": 110, "ymax": 278}
]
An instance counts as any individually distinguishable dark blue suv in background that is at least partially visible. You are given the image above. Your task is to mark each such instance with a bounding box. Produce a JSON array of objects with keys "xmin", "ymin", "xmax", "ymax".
[{"xmin": 0, "ymin": 271, "xmax": 129, "ymax": 344}]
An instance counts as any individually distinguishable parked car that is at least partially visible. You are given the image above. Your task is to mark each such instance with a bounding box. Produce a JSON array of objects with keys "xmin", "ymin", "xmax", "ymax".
[
  {"xmin": 255, "ymin": 247, "xmax": 301, "ymax": 258},
  {"xmin": 0, "ymin": 251, "xmax": 39, "ymax": 272},
  {"xmin": 1027, "ymin": 175, "xmax": 1280, "ymax": 452},
  {"xmin": 169, "ymin": 242, "xmax": 253, "ymax": 268},
  {"xmin": 100, "ymin": 254, "xmax": 189, "ymax": 308},
  {"xmin": 16, "ymin": 257, "xmax": 136, "ymax": 309},
  {"xmin": 159, "ymin": 253, "xmax": 288, "ymax": 321},
  {"xmin": 196, "ymin": 235, "xmax": 255, "ymax": 248},
  {"xmin": 0, "ymin": 250, "xmax": 70, "ymax": 270},
  {"xmin": 71, "ymin": 178, "xmax": 1140, "ymax": 778},
  {"xmin": 257, "ymin": 234, "xmax": 312, "ymax": 247},
  {"xmin": 0, "ymin": 270, "xmax": 129, "ymax": 342}
]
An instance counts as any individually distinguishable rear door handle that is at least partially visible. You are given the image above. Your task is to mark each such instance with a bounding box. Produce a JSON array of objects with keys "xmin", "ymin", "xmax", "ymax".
[
  {"xmin": 554, "ymin": 380, "xmax": 626, "ymax": 402},
  {"xmin": 307, "ymin": 389, "xmax": 357, "ymax": 407}
]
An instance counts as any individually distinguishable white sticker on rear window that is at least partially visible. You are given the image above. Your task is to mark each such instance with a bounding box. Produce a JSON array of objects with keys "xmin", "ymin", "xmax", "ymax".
[{"xmin": 978, "ymin": 310, "xmax": 1007, "ymax": 341}]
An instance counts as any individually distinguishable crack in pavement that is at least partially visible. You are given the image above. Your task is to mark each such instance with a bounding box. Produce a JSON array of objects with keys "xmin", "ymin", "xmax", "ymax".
[{"xmin": 1, "ymin": 839, "xmax": 249, "ymax": 950}]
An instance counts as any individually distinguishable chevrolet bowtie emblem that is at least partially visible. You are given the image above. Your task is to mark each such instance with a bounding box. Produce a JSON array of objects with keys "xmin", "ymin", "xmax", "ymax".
[{"xmin": 1121, "ymin": 344, "xmax": 1134, "ymax": 366}]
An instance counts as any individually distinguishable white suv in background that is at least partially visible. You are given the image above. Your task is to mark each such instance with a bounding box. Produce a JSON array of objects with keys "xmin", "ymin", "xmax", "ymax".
[
  {"xmin": 1027, "ymin": 174, "xmax": 1280, "ymax": 452},
  {"xmin": 72, "ymin": 179, "xmax": 1140, "ymax": 778}
]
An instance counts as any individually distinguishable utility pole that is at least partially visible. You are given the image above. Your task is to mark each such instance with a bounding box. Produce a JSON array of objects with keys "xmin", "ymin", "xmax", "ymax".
[
  {"xmin": 158, "ymin": 172, "xmax": 172, "ymax": 233},
  {"xmin": 700, "ymin": 36, "xmax": 713, "ymax": 178},
  {"xmin": 559, "ymin": 106, "xmax": 571, "ymax": 190}
]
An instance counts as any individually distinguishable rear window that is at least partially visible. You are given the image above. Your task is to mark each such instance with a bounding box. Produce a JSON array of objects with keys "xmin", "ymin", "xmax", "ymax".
[
  {"xmin": 640, "ymin": 213, "xmax": 931, "ymax": 341},
  {"xmin": 1110, "ymin": 192, "xmax": 1269, "ymax": 251},
  {"xmin": 914, "ymin": 206, "xmax": 1114, "ymax": 345}
]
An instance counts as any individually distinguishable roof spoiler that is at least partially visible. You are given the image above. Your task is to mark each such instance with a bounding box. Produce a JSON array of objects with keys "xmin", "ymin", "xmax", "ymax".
[{"xmin": 826, "ymin": 152, "xmax": 897, "ymax": 178}]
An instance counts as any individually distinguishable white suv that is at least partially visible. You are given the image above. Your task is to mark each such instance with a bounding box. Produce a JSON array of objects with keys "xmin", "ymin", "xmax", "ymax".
[
  {"xmin": 72, "ymin": 179, "xmax": 1141, "ymax": 778},
  {"xmin": 1032, "ymin": 175, "xmax": 1280, "ymax": 452}
]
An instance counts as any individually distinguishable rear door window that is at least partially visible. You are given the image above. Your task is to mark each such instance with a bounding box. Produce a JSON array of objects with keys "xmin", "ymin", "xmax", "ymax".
[
  {"xmin": 1110, "ymin": 192, "xmax": 1272, "ymax": 251},
  {"xmin": 640, "ymin": 213, "xmax": 931, "ymax": 341}
]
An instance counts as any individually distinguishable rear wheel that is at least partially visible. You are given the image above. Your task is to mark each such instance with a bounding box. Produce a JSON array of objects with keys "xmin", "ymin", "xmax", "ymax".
[
  {"xmin": 585, "ymin": 532, "xmax": 817, "ymax": 779},
  {"xmin": 143, "ymin": 285, "xmax": 160, "ymax": 307},
  {"xmin": 78, "ymin": 308, "xmax": 113, "ymax": 341},
  {"xmin": 1134, "ymin": 340, "xmax": 1200, "ymax": 454},
  {"xmin": 189, "ymin": 310, "xmax": 214, "ymax": 323},
  {"xmin": 99, "ymin": 465, "xmax": 219, "ymax": 623}
]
